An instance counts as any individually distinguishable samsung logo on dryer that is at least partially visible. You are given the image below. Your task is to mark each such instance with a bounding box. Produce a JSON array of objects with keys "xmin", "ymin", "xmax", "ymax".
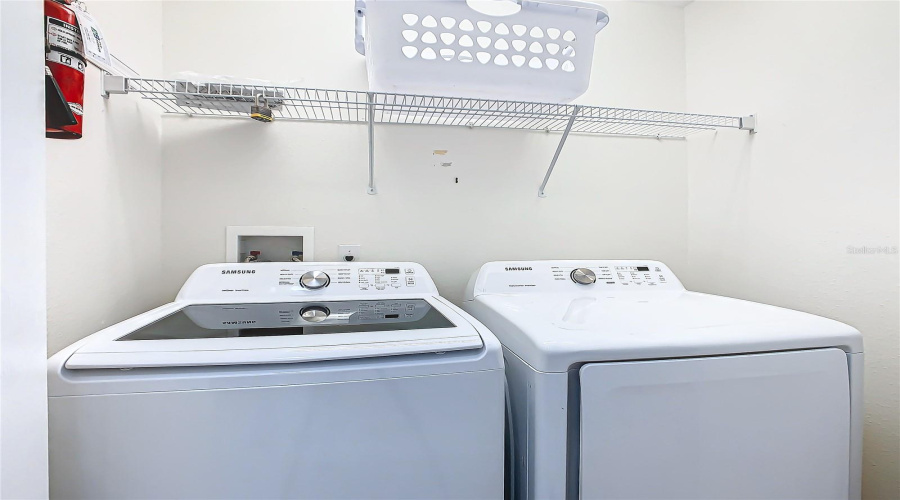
[
  {"xmin": 222, "ymin": 320, "xmax": 256, "ymax": 325},
  {"xmin": 221, "ymin": 269, "xmax": 256, "ymax": 275},
  {"xmin": 505, "ymin": 266, "xmax": 532, "ymax": 271}
]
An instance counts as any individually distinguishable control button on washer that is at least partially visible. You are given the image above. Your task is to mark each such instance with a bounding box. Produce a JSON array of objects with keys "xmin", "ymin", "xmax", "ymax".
[
  {"xmin": 300, "ymin": 306, "xmax": 330, "ymax": 323},
  {"xmin": 300, "ymin": 271, "xmax": 330, "ymax": 289}
]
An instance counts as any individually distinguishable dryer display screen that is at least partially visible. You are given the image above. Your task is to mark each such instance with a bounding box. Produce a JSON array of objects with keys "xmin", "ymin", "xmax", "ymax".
[{"xmin": 616, "ymin": 266, "xmax": 651, "ymax": 272}]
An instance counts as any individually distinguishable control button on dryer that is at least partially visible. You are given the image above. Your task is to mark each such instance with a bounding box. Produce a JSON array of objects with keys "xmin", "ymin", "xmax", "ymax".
[
  {"xmin": 570, "ymin": 268, "xmax": 597, "ymax": 285},
  {"xmin": 300, "ymin": 306, "xmax": 330, "ymax": 323},
  {"xmin": 300, "ymin": 271, "xmax": 330, "ymax": 289}
]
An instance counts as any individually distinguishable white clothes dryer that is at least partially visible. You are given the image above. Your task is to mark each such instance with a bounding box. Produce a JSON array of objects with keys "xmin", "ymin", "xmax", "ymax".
[{"xmin": 463, "ymin": 260, "xmax": 863, "ymax": 500}]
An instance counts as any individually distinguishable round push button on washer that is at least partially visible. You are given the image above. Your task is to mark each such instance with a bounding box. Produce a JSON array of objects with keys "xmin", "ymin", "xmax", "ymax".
[{"xmin": 300, "ymin": 306, "xmax": 329, "ymax": 322}]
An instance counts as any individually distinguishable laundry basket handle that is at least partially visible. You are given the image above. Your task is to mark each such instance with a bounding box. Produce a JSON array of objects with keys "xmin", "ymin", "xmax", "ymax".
[
  {"xmin": 521, "ymin": 0, "xmax": 609, "ymax": 30},
  {"xmin": 355, "ymin": 0, "xmax": 368, "ymax": 55}
]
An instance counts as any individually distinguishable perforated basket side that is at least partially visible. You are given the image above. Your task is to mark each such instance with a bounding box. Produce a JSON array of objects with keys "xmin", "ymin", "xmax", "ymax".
[{"xmin": 358, "ymin": 0, "xmax": 609, "ymax": 102}]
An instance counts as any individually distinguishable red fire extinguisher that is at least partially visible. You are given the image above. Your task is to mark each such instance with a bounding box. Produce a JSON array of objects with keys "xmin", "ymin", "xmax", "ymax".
[{"xmin": 45, "ymin": 0, "xmax": 85, "ymax": 139}]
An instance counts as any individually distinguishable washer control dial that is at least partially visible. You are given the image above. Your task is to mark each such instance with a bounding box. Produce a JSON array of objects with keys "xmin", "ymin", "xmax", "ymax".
[
  {"xmin": 300, "ymin": 270, "xmax": 330, "ymax": 289},
  {"xmin": 300, "ymin": 306, "xmax": 329, "ymax": 323},
  {"xmin": 570, "ymin": 268, "xmax": 596, "ymax": 285}
]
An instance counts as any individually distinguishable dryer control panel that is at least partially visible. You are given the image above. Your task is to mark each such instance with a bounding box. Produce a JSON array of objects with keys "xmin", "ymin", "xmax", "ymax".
[
  {"xmin": 555, "ymin": 264, "xmax": 672, "ymax": 287},
  {"xmin": 177, "ymin": 262, "xmax": 439, "ymax": 301},
  {"xmin": 468, "ymin": 260, "xmax": 685, "ymax": 298}
]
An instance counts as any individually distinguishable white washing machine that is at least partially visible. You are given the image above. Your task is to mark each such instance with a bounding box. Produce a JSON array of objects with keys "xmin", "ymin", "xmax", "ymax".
[
  {"xmin": 49, "ymin": 262, "xmax": 504, "ymax": 500},
  {"xmin": 463, "ymin": 260, "xmax": 863, "ymax": 500}
]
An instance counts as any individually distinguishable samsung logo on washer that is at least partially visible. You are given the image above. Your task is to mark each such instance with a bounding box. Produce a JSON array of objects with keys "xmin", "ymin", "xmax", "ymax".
[
  {"xmin": 505, "ymin": 266, "xmax": 533, "ymax": 271},
  {"xmin": 222, "ymin": 320, "xmax": 256, "ymax": 325},
  {"xmin": 221, "ymin": 269, "xmax": 256, "ymax": 275}
]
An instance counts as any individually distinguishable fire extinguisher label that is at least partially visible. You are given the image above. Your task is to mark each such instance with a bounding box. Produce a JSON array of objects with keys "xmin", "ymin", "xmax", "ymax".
[
  {"xmin": 67, "ymin": 102, "xmax": 84, "ymax": 117},
  {"xmin": 47, "ymin": 49, "xmax": 86, "ymax": 75},
  {"xmin": 47, "ymin": 17, "xmax": 84, "ymax": 55}
]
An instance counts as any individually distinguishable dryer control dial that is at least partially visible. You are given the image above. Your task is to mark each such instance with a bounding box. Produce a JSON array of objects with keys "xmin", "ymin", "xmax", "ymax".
[
  {"xmin": 300, "ymin": 271, "xmax": 331, "ymax": 289},
  {"xmin": 571, "ymin": 268, "xmax": 596, "ymax": 285},
  {"xmin": 300, "ymin": 306, "xmax": 330, "ymax": 322}
]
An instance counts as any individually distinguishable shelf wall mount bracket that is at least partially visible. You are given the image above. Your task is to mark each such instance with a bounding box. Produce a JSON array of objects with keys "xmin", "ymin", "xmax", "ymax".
[
  {"xmin": 740, "ymin": 114, "xmax": 757, "ymax": 134},
  {"xmin": 367, "ymin": 92, "xmax": 377, "ymax": 195},
  {"xmin": 538, "ymin": 105, "xmax": 582, "ymax": 198},
  {"xmin": 102, "ymin": 74, "xmax": 128, "ymax": 99}
]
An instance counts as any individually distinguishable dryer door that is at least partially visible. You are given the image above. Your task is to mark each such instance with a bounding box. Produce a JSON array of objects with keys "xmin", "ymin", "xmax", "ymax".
[{"xmin": 579, "ymin": 348, "xmax": 850, "ymax": 500}]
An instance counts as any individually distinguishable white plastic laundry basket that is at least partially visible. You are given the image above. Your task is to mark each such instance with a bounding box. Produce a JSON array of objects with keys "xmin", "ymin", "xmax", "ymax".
[{"xmin": 355, "ymin": 0, "xmax": 609, "ymax": 103}]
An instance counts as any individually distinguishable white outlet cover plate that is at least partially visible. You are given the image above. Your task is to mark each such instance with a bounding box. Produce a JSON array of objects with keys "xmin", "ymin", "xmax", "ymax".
[{"xmin": 339, "ymin": 244, "xmax": 361, "ymax": 258}]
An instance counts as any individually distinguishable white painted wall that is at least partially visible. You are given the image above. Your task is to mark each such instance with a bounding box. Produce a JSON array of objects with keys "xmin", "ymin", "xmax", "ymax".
[
  {"xmin": 41, "ymin": 1, "xmax": 899, "ymax": 497},
  {"xmin": 159, "ymin": 0, "xmax": 690, "ymax": 304},
  {"xmin": 46, "ymin": 1, "xmax": 166, "ymax": 355},
  {"xmin": 683, "ymin": 2, "xmax": 899, "ymax": 498},
  {"xmin": 0, "ymin": 0, "xmax": 49, "ymax": 497}
]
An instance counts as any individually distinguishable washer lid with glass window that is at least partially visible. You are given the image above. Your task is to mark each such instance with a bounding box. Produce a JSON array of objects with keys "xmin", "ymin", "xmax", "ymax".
[{"xmin": 64, "ymin": 296, "xmax": 483, "ymax": 369}]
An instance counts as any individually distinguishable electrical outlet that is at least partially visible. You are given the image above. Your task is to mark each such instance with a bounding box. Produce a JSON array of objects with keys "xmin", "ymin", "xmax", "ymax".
[{"xmin": 339, "ymin": 244, "xmax": 361, "ymax": 262}]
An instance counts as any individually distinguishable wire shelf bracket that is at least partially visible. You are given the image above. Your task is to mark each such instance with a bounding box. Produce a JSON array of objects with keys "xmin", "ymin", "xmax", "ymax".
[
  {"xmin": 366, "ymin": 92, "xmax": 377, "ymax": 195},
  {"xmin": 539, "ymin": 105, "xmax": 581, "ymax": 198},
  {"xmin": 102, "ymin": 74, "xmax": 128, "ymax": 98},
  {"xmin": 740, "ymin": 114, "xmax": 757, "ymax": 134},
  {"xmin": 102, "ymin": 77, "xmax": 755, "ymax": 196},
  {"xmin": 100, "ymin": 53, "xmax": 141, "ymax": 98}
]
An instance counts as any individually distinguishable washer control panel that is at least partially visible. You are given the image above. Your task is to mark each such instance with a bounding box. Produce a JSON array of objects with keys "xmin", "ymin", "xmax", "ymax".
[
  {"xmin": 177, "ymin": 262, "xmax": 438, "ymax": 301},
  {"xmin": 357, "ymin": 267, "xmax": 418, "ymax": 291},
  {"xmin": 170, "ymin": 299, "xmax": 437, "ymax": 332},
  {"xmin": 469, "ymin": 260, "xmax": 684, "ymax": 298},
  {"xmin": 276, "ymin": 266, "xmax": 421, "ymax": 291}
]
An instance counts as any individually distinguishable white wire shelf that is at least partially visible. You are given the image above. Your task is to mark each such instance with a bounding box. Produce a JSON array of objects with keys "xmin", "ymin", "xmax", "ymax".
[{"xmin": 103, "ymin": 77, "xmax": 755, "ymax": 195}]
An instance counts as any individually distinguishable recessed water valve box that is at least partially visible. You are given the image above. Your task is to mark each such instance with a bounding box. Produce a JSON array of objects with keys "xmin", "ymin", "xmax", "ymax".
[{"xmin": 226, "ymin": 226, "xmax": 315, "ymax": 263}]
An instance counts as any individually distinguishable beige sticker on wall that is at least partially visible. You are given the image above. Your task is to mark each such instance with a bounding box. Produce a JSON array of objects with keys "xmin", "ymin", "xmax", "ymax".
[{"xmin": 432, "ymin": 149, "xmax": 453, "ymax": 167}]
